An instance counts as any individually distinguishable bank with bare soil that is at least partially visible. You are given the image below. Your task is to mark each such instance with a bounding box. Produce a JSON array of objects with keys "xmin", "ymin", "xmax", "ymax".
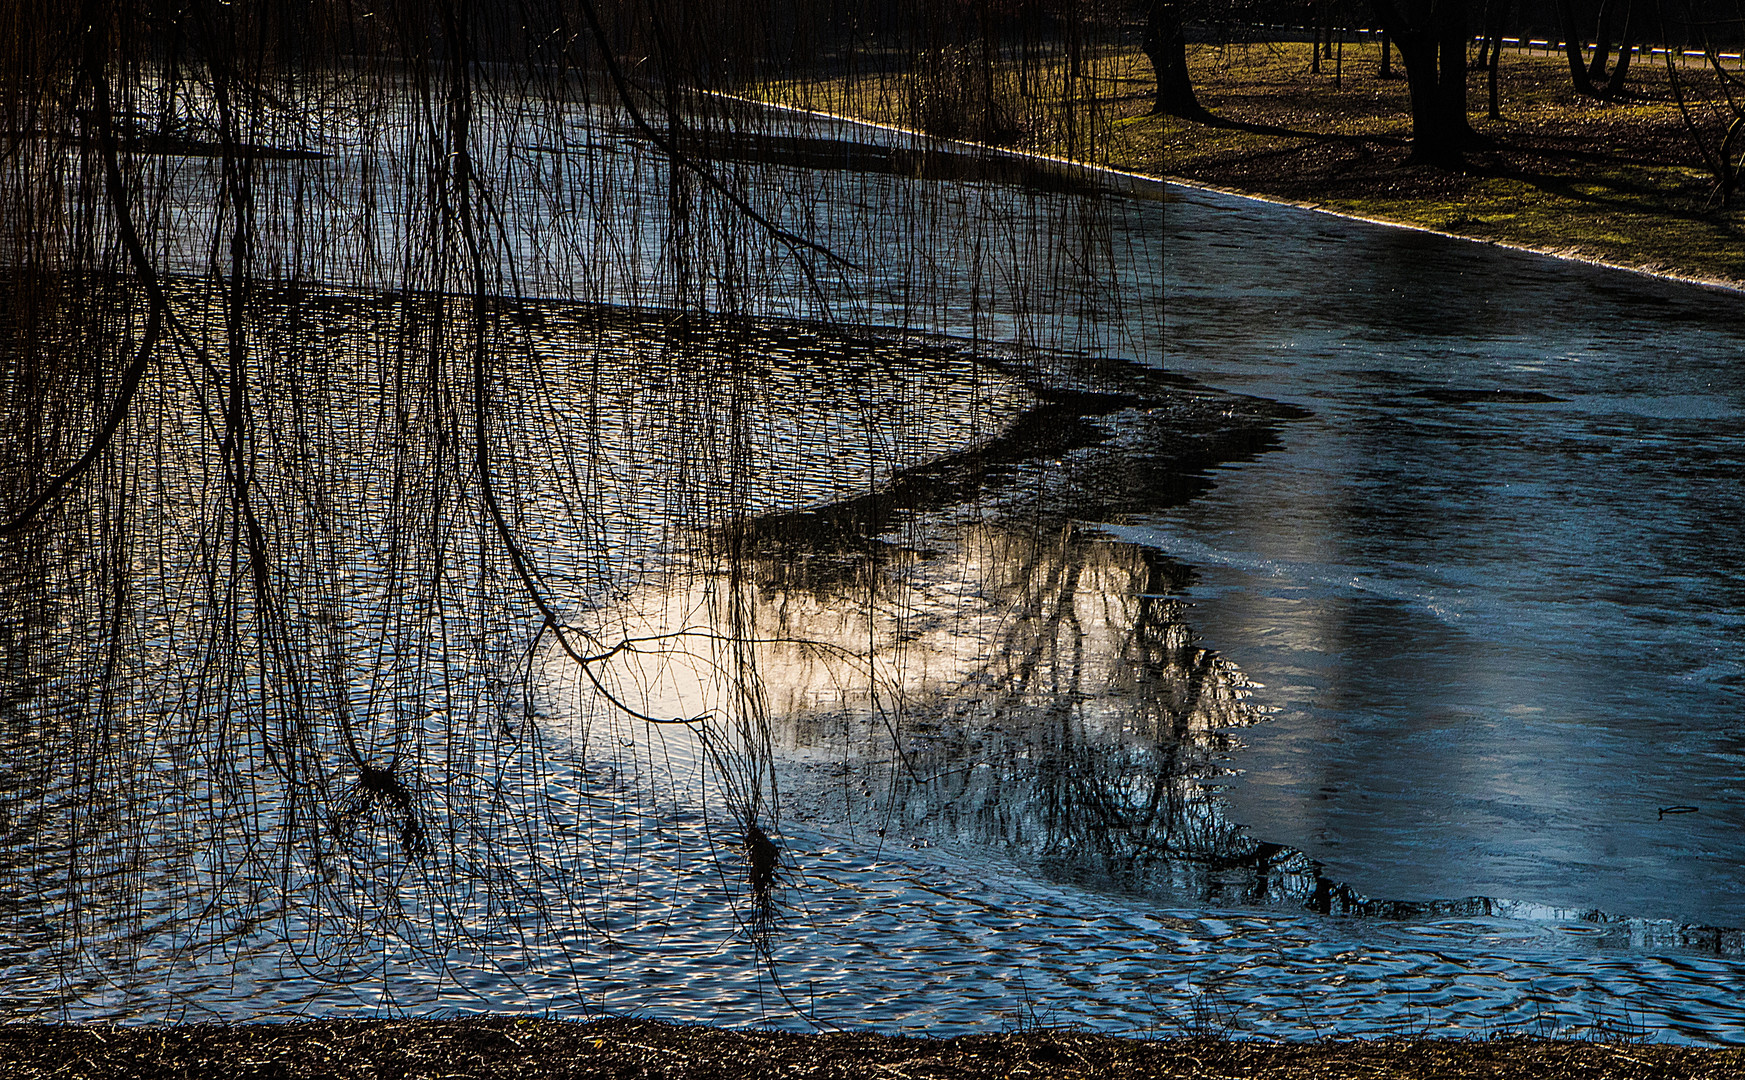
[
  {"xmin": 4, "ymin": 1018, "xmax": 1745, "ymax": 1078},
  {"xmin": 1157, "ymin": 40, "xmax": 1745, "ymax": 290},
  {"xmin": 765, "ymin": 38, "xmax": 1745, "ymax": 289}
]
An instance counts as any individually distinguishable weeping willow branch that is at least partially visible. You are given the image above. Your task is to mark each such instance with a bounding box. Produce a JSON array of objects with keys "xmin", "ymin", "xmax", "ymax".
[
  {"xmin": 0, "ymin": 0, "xmax": 1147, "ymax": 1021},
  {"xmin": 573, "ymin": 0, "xmax": 860, "ymax": 284},
  {"xmin": 0, "ymin": 36, "xmax": 166, "ymax": 536}
]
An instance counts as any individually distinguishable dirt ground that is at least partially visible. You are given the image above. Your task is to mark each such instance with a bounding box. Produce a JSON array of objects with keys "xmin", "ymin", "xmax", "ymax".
[{"xmin": 4, "ymin": 1017, "xmax": 1745, "ymax": 1079}]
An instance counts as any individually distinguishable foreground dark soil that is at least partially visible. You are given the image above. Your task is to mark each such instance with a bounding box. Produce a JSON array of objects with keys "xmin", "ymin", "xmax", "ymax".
[{"xmin": 2, "ymin": 1018, "xmax": 1743, "ymax": 1079}]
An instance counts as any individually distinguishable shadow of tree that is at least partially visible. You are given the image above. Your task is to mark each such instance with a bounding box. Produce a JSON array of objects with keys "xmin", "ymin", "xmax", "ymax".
[
  {"xmin": 1178, "ymin": 107, "xmax": 1408, "ymax": 147},
  {"xmin": 1463, "ymin": 145, "xmax": 1736, "ymax": 230}
]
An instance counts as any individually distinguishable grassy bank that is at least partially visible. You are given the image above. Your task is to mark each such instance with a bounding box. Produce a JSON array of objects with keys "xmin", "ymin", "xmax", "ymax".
[
  {"xmin": 1159, "ymin": 41, "xmax": 1745, "ymax": 289},
  {"xmin": 4, "ymin": 1018, "xmax": 1745, "ymax": 1078},
  {"xmin": 763, "ymin": 39, "xmax": 1745, "ymax": 289},
  {"xmin": 757, "ymin": 47, "xmax": 1164, "ymax": 175}
]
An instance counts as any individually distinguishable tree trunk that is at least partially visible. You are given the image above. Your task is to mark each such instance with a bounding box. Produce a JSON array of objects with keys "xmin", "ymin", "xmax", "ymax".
[
  {"xmin": 1601, "ymin": 0, "xmax": 1635, "ymax": 97},
  {"xmin": 1483, "ymin": 0, "xmax": 1509, "ymax": 119},
  {"xmin": 1397, "ymin": 31, "xmax": 1451, "ymax": 161},
  {"xmin": 1488, "ymin": 27, "xmax": 1503, "ymax": 118},
  {"xmin": 1436, "ymin": 5, "xmax": 1471, "ymax": 141},
  {"xmin": 1147, "ymin": 2, "xmax": 1204, "ymax": 118},
  {"xmin": 1373, "ymin": 0, "xmax": 1474, "ymax": 166},
  {"xmin": 1588, "ymin": 0, "xmax": 1615, "ymax": 82},
  {"xmin": 1556, "ymin": 0, "xmax": 1597, "ymax": 95},
  {"xmin": 1380, "ymin": 31, "xmax": 1394, "ymax": 77}
]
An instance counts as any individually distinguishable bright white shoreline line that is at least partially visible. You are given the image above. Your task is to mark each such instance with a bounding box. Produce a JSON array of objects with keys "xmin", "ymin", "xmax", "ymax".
[
  {"xmin": 703, "ymin": 90, "xmax": 1166, "ymax": 198},
  {"xmin": 1161, "ymin": 176, "xmax": 1745, "ymax": 298},
  {"xmin": 711, "ymin": 89, "xmax": 1740, "ymax": 298}
]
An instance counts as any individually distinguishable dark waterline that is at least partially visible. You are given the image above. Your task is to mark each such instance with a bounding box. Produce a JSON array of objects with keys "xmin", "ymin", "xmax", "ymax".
[{"xmin": 1143, "ymin": 184, "xmax": 1745, "ymax": 927}]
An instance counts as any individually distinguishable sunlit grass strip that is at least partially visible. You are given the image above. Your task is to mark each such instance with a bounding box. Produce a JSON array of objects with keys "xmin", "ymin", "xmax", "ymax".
[
  {"xmin": 1302, "ymin": 173, "xmax": 1745, "ymax": 293},
  {"xmin": 1168, "ymin": 42, "xmax": 1745, "ymax": 288},
  {"xmin": 752, "ymin": 47, "xmax": 1163, "ymax": 174}
]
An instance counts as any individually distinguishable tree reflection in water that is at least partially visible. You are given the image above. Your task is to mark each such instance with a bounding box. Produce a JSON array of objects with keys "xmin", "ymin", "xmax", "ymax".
[
  {"xmin": 0, "ymin": 290, "xmax": 1068, "ymax": 1012},
  {"xmin": 0, "ymin": 0, "xmax": 1178, "ymax": 1018},
  {"xmin": 557, "ymin": 384, "xmax": 1318, "ymax": 934}
]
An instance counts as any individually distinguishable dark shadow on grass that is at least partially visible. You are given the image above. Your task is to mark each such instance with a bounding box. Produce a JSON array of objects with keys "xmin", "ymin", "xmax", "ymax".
[
  {"xmin": 1464, "ymin": 150, "xmax": 1735, "ymax": 230},
  {"xmin": 1181, "ymin": 108, "xmax": 1407, "ymax": 147},
  {"xmin": 1478, "ymin": 130, "xmax": 1700, "ymax": 169}
]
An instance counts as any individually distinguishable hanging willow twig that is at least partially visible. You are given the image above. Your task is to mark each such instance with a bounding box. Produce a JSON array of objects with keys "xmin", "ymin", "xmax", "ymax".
[
  {"xmin": 0, "ymin": 54, "xmax": 165, "ymax": 536},
  {"xmin": 573, "ymin": 0, "xmax": 860, "ymax": 283},
  {"xmin": 0, "ymin": 0, "xmax": 1147, "ymax": 1022}
]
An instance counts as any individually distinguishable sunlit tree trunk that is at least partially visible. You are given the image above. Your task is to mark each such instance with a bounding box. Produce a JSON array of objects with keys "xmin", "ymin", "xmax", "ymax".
[
  {"xmin": 1599, "ymin": 0, "xmax": 1636, "ymax": 98},
  {"xmin": 1487, "ymin": 21, "xmax": 1504, "ymax": 118}
]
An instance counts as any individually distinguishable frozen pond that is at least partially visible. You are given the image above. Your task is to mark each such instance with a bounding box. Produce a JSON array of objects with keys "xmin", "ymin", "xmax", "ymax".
[
  {"xmin": 4, "ymin": 87, "xmax": 1745, "ymax": 1043},
  {"xmin": 1137, "ymin": 185, "xmax": 1745, "ymax": 929}
]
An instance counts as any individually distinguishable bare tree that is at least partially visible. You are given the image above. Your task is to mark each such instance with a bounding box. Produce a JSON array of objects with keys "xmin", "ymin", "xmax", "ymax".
[
  {"xmin": 1558, "ymin": 0, "xmax": 1639, "ymax": 97},
  {"xmin": 1658, "ymin": 0, "xmax": 1745, "ymax": 203}
]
